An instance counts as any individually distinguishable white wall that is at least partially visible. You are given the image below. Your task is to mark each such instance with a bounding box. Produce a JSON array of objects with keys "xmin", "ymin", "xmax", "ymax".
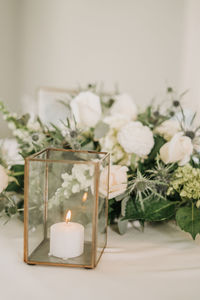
[
  {"xmin": 18, "ymin": 0, "xmax": 185, "ymax": 109},
  {"xmin": 0, "ymin": 0, "xmax": 20, "ymax": 137},
  {"xmin": 0, "ymin": 0, "xmax": 189, "ymax": 136},
  {"xmin": 180, "ymin": 0, "xmax": 200, "ymax": 112}
]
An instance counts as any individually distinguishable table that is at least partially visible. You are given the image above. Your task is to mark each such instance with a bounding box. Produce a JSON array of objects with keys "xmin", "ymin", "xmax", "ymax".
[{"xmin": 1, "ymin": 218, "xmax": 200, "ymax": 300}]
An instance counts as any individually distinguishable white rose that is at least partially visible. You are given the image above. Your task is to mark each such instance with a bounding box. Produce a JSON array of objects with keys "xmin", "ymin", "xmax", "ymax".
[
  {"xmin": 99, "ymin": 165, "xmax": 128, "ymax": 199},
  {"xmin": 70, "ymin": 91, "xmax": 102, "ymax": 128},
  {"xmin": 155, "ymin": 119, "xmax": 180, "ymax": 141},
  {"xmin": 160, "ymin": 133, "xmax": 193, "ymax": 166},
  {"xmin": 111, "ymin": 93, "xmax": 137, "ymax": 120},
  {"xmin": 103, "ymin": 114, "xmax": 130, "ymax": 130},
  {"xmin": 117, "ymin": 121, "xmax": 154, "ymax": 157},
  {"xmin": 0, "ymin": 165, "xmax": 9, "ymax": 193}
]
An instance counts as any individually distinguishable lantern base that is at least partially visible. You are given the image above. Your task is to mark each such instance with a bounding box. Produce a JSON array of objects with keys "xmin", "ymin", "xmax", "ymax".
[{"xmin": 26, "ymin": 238, "xmax": 94, "ymax": 267}]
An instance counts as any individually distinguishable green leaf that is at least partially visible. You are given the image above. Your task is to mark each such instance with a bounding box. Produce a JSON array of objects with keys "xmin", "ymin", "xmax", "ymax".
[
  {"xmin": 8, "ymin": 206, "xmax": 17, "ymax": 215},
  {"xmin": 108, "ymin": 198, "xmax": 121, "ymax": 224},
  {"xmin": 18, "ymin": 113, "xmax": 30, "ymax": 126},
  {"xmin": 167, "ymin": 87, "xmax": 173, "ymax": 93},
  {"xmin": 102, "ymin": 98, "xmax": 115, "ymax": 109},
  {"xmin": 124, "ymin": 196, "xmax": 176, "ymax": 222},
  {"xmin": 176, "ymin": 206, "xmax": 200, "ymax": 239},
  {"xmin": 94, "ymin": 121, "xmax": 109, "ymax": 140},
  {"xmin": 6, "ymin": 164, "xmax": 24, "ymax": 193},
  {"xmin": 144, "ymin": 198, "xmax": 176, "ymax": 221},
  {"xmin": 124, "ymin": 198, "xmax": 144, "ymax": 220},
  {"xmin": 49, "ymin": 123, "xmax": 63, "ymax": 140},
  {"xmin": 146, "ymin": 135, "xmax": 165, "ymax": 162}
]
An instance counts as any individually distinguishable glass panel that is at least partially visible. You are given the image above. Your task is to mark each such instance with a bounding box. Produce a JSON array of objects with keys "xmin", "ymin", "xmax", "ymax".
[
  {"xmin": 95, "ymin": 154, "xmax": 110, "ymax": 264},
  {"xmin": 27, "ymin": 160, "xmax": 46, "ymax": 257},
  {"xmin": 47, "ymin": 161, "xmax": 95, "ymax": 266}
]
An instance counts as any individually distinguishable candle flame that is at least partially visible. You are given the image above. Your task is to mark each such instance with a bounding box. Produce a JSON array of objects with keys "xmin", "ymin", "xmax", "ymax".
[
  {"xmin": 65, "ymin": 210, "xmax": 71, "ymax": 223},
  {"xmin": 82, "ymin": 191, "xmax": 88, "ymax": 203}
]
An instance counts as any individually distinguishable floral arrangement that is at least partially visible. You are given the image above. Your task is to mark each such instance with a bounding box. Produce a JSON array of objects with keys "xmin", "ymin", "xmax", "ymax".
[{"xmin": 0, "ymin": 85, "xmax": 200, "ymax": 239}]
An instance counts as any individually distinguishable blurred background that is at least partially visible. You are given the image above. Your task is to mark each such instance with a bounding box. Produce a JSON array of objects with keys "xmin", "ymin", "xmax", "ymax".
[{"xmin": 0, "ymin": 0, "xmax": 200, "ymax": 137}]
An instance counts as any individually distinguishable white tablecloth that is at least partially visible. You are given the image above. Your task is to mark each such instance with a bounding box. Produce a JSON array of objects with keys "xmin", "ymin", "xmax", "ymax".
[{"xmin": 1, "ymin": 218, "xmax": 200, "ymax": 300}]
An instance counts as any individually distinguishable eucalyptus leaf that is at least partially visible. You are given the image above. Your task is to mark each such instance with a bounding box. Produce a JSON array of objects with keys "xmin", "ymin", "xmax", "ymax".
[
  {"xmin": 94, "ymin": 121, "xmax": 109, "ymax": 140},
  {"xmin": 176, "ymin": 206, "xmax": 200, "ymax": 240},
  {"xmin": 118, "ymin": 218, "xmax": 128, "ymax": 235},
  {"xmin": 130, "ymin": 154, "xmax": 137, "ymax": 171},
  {"xmin": 0, "ymin": 200, "xmax": 5, "ymax": 212},
  {"xmin": 115, "ymin": 193, "xmax": 127, "ymax": 202},
  {"xmin": 121, "ymin": 196, "xmax": 129, "ymax": 216}
]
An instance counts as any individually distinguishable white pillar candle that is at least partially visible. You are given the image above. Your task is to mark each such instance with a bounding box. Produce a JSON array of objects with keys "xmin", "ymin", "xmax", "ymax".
[{"xmin": 49, "ymin": 211, "xmax": 84, "ymax": 259}]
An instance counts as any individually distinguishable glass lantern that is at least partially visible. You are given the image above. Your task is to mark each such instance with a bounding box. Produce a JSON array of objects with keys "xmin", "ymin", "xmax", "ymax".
[{"xmin": 24, "ymin": 148, "xmax": 110, "ymax": 268}]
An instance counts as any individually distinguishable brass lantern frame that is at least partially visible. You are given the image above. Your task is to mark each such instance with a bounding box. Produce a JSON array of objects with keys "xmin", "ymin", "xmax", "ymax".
[{"xmin": 24, "ymin": 147, "xmax": 110, "ymax": 268}]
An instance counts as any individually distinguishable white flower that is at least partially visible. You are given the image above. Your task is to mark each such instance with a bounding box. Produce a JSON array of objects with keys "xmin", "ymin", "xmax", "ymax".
[
  {"xmin": 99, "ymin": 165, "xmax": 128, "ymax": 199},
  {"xmin": 117, "ymin": 121, "xmax": 154, "ymax": 157},
  {"xmin": 155, "ymin": 119, "xmax": 180, "ymax": 141},
  {"xmin": 160, "ymin": 133, "xmax": 193, "ymax": 166},
  {"xmin": 31, "ymin": 132, "xmax": 46, "ymax": 145},
  {"xmin": 193, "ymin": 136, "xmax": 200, "ymax": 152},
  {"xmin": 103, "ymin": 114, "xmax": 130, "ymax": 130},
  {"xmin": 8, "ymin": 122, "xmax": 16, "ymax": 131},
  {"xmin": 27, "ymin": 120, "xmax": 41, "ymax": 132},
  {"xmin": 51, "ymin": 163, "xmax": 95, "ymax": 206},
  {"xmin": 111, "ymin": 94, "xmax": 137, "ymax": 120},
  {"xmin": 0, "ymin": 165, "xmax": 9, "ymax": 193},
  {"xmin": 196, "ymin": 200, "xmax": 200, "ymax": 208},
  {"xmin": 70, "ymin": 91, "xmax": 102, "ymax": 128},
  {"xmin": 72, "ymin": 164, "xmax": 94, "ymax": 189},
  {"xmin": 13, "ymin": 129, "xmax": 30, "ymax": 140},
  {"xmin": 64, "ymin": 189, "xmax": 71, "ymax": 198},
  {"xmin": 61, "ymin": 173, "xmax": 73, "ymax": 188},
  {"xmin": 99, "ymin": 129, "xmax": 131, "ymax": 165},
  {"xmin": 72, "ymin": 183, "xmax": 80, "ymax": 194},
  {"xmin": 0, "ymin": 138, "xmax": 23, "ymax": 165},
  {"xmin": 3, "ymin": 112, "xmax": 17, "ymax": 120}
]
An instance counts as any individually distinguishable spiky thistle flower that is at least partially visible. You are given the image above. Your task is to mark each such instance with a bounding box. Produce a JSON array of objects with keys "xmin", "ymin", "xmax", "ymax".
[
  {"xmin": 147, "ymin": 157, "xmax": 176, "ymax": 193},
  {"xmin": 127, "ymin": 169, "xmax": 168, "ymax": 211}
]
